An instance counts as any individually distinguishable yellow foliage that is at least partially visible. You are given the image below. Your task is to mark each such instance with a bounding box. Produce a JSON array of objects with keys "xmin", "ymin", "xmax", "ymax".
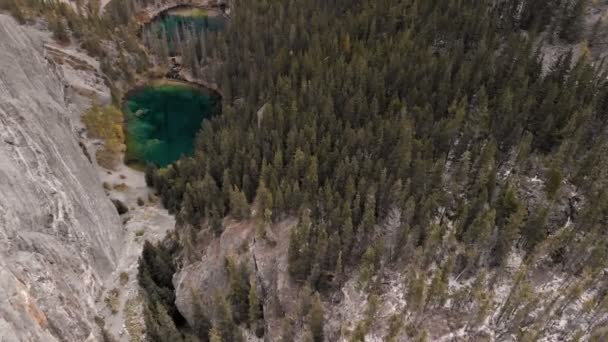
[{"xmin": 84, "ymin": 103, "xmax": 125, "ymax": 169}]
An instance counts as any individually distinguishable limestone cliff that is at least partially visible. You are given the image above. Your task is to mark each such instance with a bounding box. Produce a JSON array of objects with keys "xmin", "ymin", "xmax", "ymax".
[
  {"xmin": 174, "ymin": 219, "xmax": 297, "ymax": 341},
  {"xmin": 0, "ymin": 14, "xmax": 123, "ymax": 341}
]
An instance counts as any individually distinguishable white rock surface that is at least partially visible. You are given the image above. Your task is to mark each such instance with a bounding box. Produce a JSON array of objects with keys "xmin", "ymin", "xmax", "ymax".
[
  {"xmin": 95, "ymin": 163, "xmax": 175, "ymax": 341},
  {"xmin": 0, "ymin": 14, "xmax": 123, "ymax": 341}
]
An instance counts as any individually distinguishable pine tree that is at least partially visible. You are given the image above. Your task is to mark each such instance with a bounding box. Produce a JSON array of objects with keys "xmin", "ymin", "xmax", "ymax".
[
  {"xmin": 209, "ymin": 207, "xmax": 224, "ymax": 236},
  {"xmin": 191, "ymin": 293, "xmax": 212, "ymax": 341},
  {"xmin": 559, "ymin": 0, "xmax": 588, "ymax": 43},
  {"xmin": 360, "ymin": 187, "xmax": 377, "ymax": 236},
  {"xmin": 222, "ymin": 169, "xmax": 232, "ymax": 215},
  {"xmin": 226, "ymin": 258, "xmax": 250, "ymax": 324},
  {"xmin": 341, "ymin": 204, "xmax": 354, "ymax": 256},
  {"xmin": 159, "ymin": 26, "xmax": 170, "ymax": 64},
  {"xmin": 154, "ymin": 302, "xmax": 183, "ymax": 342},
  {"xmin": 248, "ymin": 278, "xmax": 264, "ymax": 337},
  {"xmin": 209, "ymin": 327, "xmax": 222, "ymax": 342},
  {"xmin": 201, "ymin": 172, "xmax": 221, "ymax": 213},
  {"xmin": 545, "ymin": 166, "xmax": 563, "ymax": 201},
  {"xmin": 523, "ymin": 207, "xmax": 549, "ymax": 252},
  {"xmin": 255, "ymin": 181, "xmax": 273, "ymax": 221},
  {"xmin": 229, "ymin": 186, "xmax": 250, "ymax": 220},
  {"xmin": 145, "ymin": 163, "xmax": 157, "ymax": 187},
  {"xmin": 49, "ymin": 15, "xmax": 70, "ymax": 44},
  {"xmin": 495, "ymin": 205, "xmax": 525, "ymax": 267},
  {"xmin": 426, "ymin": 263, "xmax": 449, "ymax": 309},
  {"xmin": 215, "ymin": 294, "xmax": 243, "ymax": 342},
  {"xmin": 589, "ymin": 17, "xmax": 605, "ymax": 46},
  {"xmin": 199, "ymin": 28, "xmax": 207, "ymax": 63},
  {"xmin": 470, "ymin": 270, "xmax": 490, "ymax": 326},
  {"xmin": 407, "ymin": 270, "xmax": 426, "ymax": 314},
  {"xmin": 308, "ymin": 294, "xmax": 324, "ymax": 342},
  {"xmin": 288, "ymin": 209, "xmax": 313, "ymax": 281},
  {"xmin": 358, "ymin": 245, "xmax": 378, "ymax": 289}
]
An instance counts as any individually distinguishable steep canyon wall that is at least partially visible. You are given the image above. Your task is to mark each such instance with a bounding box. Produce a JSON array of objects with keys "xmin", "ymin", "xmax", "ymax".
[{"xmin": 0, "ymin": 14, "xmax": 122, "ymax": 341}]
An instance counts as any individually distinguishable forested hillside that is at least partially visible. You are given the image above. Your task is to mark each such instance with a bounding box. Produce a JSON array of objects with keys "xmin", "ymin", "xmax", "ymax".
[
  {"xmin": 137, "ymin": 0, "xmax": 608, "ymax": 340},
  {"xmin": 4, "ymin": 0, "xmax": 607, "ymax": 340}
]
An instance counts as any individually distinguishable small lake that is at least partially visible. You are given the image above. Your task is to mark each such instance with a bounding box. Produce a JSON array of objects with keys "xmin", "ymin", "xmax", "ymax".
[
  {"xmin": 143, "ymin": 6, "xmax": 226, "ymax": 55},
  {"xmin": 123, "ymin": 80, "xmax": 220, "ymax": 167}
]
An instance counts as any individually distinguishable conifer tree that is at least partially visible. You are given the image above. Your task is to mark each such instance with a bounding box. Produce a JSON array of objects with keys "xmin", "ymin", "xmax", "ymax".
[
  {"xmin": 407, "ymin": 270, "xmax": 426, "ymax": 314},
  {"xmin": 255, "ymin": 181, "xmax": 273, "ymax": 221},
  {"xmin": 226, "ymin": 258, "xmax": 250, "ymax": 324},
  {"xmin": 288, "ymin": 209, "xmax": 313, "ymax": 281},
  {"xmin": 209, "ymin": 327, "xmax": 222, "ymax": 342},
  {"xmin": 545, "ymin": 166, "xmax": 563, "ymax": 201},
  {"xmin": 229, "ymin": 187, "xmax": 250, "ymax": 220},
  {"xmin": 191, "ymin": 292, "xmax": 212, "ymax": 341},
  {"xmin": 523, "ymin": 207, "xmax": 549, "ymax": 252},
  {"xmin": 495, "ymin": 205, "xmax": 525, "ymax": 267},
  {"xmin": 50, "ymin": 15, "xmax": 70, "ymax": 44},
  {"xmin": 215, "ymin": 294, "xmax": 243, "ymax": 342},
  {"xmin": 559, "ymin": 0, "xmax": 588, "ymax": 43},
  {"xmin": 308, "ymin": 294, "xmax": 325, "ymax": 342},
  {"xmin": 248, "ymin": 278, "xmax": 263, "ymax": 337}
]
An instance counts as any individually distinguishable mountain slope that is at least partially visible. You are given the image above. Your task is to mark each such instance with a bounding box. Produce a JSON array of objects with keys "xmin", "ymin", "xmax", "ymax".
[{"xmin": 0, "ymin": 14, "xmax": 123, "ymax": 341}]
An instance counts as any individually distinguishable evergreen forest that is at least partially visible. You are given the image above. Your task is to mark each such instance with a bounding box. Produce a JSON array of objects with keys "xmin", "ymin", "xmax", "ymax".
[{"xmin": 139, "ymin": 0, "xmax": 608, "ymax": 339}]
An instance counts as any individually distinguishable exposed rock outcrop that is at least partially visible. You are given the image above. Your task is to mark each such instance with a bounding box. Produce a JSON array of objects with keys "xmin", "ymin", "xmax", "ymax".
[
  {"xmin": 174, "ymin": 218, "xmax": 297, "ymax": 341},
  {"xmin": 0, "ymin": 14, "xmax": 123, "ymax": 341}
]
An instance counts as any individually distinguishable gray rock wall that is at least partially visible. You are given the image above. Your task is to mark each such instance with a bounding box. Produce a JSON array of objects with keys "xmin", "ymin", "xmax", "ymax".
[{"xmin": 0, "ymin": 14, "xmax": 123, "ymax": 341}]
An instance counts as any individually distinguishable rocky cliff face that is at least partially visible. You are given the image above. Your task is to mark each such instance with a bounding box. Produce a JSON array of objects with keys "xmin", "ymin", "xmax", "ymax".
[
  {"xmin": 174, "ymin": 219, "xmax": 297, "ymax": 341},
  {"xmin": 0, "ymin": 14, "xmax": 123, "ymax": 341}
]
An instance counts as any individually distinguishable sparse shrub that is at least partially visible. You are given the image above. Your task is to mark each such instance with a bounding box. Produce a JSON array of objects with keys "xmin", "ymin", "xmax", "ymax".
[
  {"xmin": 101, "ymin": 328, "xmax": 119, "ymax": 342},
  {"xmin": 148, "ymin": 193, "xmax": 157, "ymax": 203},
  {"xmin": 105, "ymin": 288, "xmax": 120, "ymax": 314},
  {"xmin": 113, "ymin": 183, "xmax": 129, "ymax": 192},
  {"xmin": 112, "ymin": 199, "xmax": 129, "ymax": 215},
  {"xmin": 119, "ymin": 272, "xmax": 129, "ymax": 286},
  {"xmin": 145, "ymin": 163, "xmax": 156, "ymax": 187},
  {"xmin": 49, "ymin": 14, "xmax": 70, "ymax": 44}
]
